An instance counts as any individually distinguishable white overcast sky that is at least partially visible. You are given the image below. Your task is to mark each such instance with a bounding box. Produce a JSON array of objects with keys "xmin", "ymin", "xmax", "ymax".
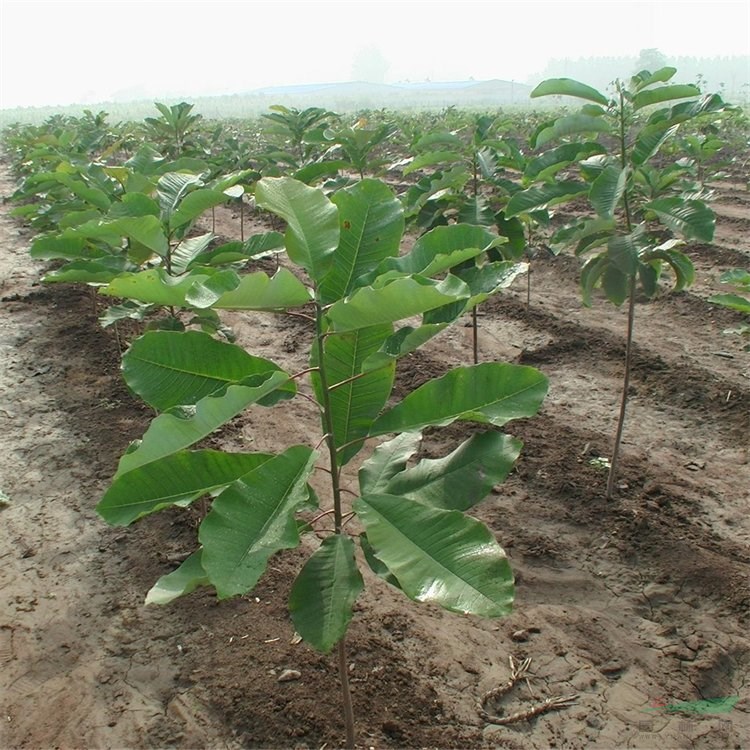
[{"xmin": 0, "ymin": 0, "xmax": 748, "ymax": 109}]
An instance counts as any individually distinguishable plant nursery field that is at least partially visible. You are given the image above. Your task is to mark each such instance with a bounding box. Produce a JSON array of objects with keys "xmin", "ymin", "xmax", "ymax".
[{"xmin": 1, "ymin": 90, "xmax": 749, "ymax": 750}]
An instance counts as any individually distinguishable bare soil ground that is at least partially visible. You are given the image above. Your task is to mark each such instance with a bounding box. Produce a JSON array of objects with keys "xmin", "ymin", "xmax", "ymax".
[{"xmin": 1, "ymin": 164, "xmax": 748, "ymax": 750}]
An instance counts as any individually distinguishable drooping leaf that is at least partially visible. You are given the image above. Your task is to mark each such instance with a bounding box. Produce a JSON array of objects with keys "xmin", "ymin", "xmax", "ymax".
[
  {"xmin": 115, "ymin": 372, "xmax": 291, "ymax": 476},
  {"xmin": 358, "ymin": 432, "xmax": 422, "ymax": 495},
  {"xmin": 370, "ymin": 363, "xmax": 548, "ymax": 436},
  {"xmin": 590, "ymin": 166, "xmax": 628, "ymax": 219},
  {"xmin": 171, "ymin": 233, "xmax": 214, "ymax": 274},
  {"xmin": 403, "ymin": 151, "xmax": 466, "ymax": 174},
  {"xmin": 360, "ymin": 324, "xmax": 449, "ymax": 371},
  {"xmin": 645, "ymin": 198, "xmax": 715, "ymax": 241},
  {"xmin": 326, "ymin": 276, "xmax": 470, "ymax": 332},
  {"xmin": 378, "ymin": 224, "xmax": 495, "ymax": 279},
  {"xmin": 146, "ymin": 551, "xmax": 209, "ymax": 605},
  {"xmin": 212, "ymin": 267, "xmax": 312, "ymax": 309},
  {"xmin": 708, "ymin": 293, "xmax": 750, "ymax": 314},
  {"xmin": 632, "ymin": 84, "xmax": 700, "ymax": 111},
  {"xmin": 531, "ymin": 78, "xmax": 609, "ymax": 105},
  {"xmin": 199, "ymin": 446, "xmax": 317, "ymax": 598},
  {"xmin": 169, "ymin": 189, "xmax": 230, "ymax": 231},
  {"xmin": 354, "ymin": 494, "xmax": 514, "ymax": 617},
  {"xmin": 534, "ymin": 115, "xmax": 612, "ymax": 148},
  {"xmin": 122, "ymin": 330, "xmax": 295, "ymax": 411},
  {"xmin": 382, "ymin": 431, "xmax": 522, "ymax": 511},
  {"xmin": 505, "ymin": 181, "xmax": 589, "ymax": 218},
  {"xmin": 98, "ymin": 450, "xmax": 273, "ymax": 525},
  {"xmin": 524, "ymin": 142, "xmax": 605, "ymax": 181},
  {"xmin": 289, "ymin": 535, "xmax": 364, "ymax": 653},
  {"xmin": 42, "ymin": 256, "xmax": 133, "ymax": 283}
]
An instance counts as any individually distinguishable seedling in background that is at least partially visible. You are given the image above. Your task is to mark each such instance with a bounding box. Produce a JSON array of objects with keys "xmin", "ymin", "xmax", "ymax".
[{"xmin": 512, "ymin": 68, "xmax": 728, "ymax": 498}]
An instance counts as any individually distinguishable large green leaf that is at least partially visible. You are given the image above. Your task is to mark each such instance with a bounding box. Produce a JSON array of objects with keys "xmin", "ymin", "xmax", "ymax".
[
  {"xmin": 30, "ymin": 235, "xmax": 100, "ymax": 261},
  {"xmin": 213, "ymin": 268, "xmax": 312, "ymax": 310},
  {"xmin": 146, "ymin": 551, "xmax": 209, "ymax": 605},
  {"xmin": 169, "ymin": 189, "xmax": 230, "ymax": 231},
  {"xmin": 524, "ymin": 142, "xmax": 605, "ymax": 181},
  {"xmin": 453, "ymin": 261, "xmax": 528, "ymax": 308},
  {"xmin": 631, "ymin": 121, "xmax": 681, "ymax": 165},
  {"xmin": 354, "ymin": 494, "xmax": 514, "ymax": 617},
  {"xmin": 312, "ymin": 325, "xmax": 394, "ymax": 466},
  {"xmin": 42, "ymin": 257, "xmax": 132, "ymax": 284},
  {"xmin": 122, "ymin": 330, "xmax": 295, "ymax": 411},
  {"xmin": 534, "ymin": 115, "xmax": 612, "ymax": 148},
  {"xmin": 505, "ymin": 181, "xmax": 588, "ymax": 218},
  {"xmin": 72, "ymin": 215, "xmax": 169, "ymax": 256},
  {"xmin": 199, "ymin": 446, "xmax": 317, "ymax": 598},
  {"xmin": 358, "ymin": 432, "xmax": 422, "ymax": 495},
  {"xmin": 370, "ymin": 363, "xmax": 548, "ymax": 436},
  {"xmin": 255, "ymin": 177, "xmax": 339, "ymax": 280},
  {"xmin": 632, "ymin": 84, "xmax": 700, "ymax": 111},
  {"xmin": 98, "ymin": 450, "xmax": 273, "ymax": 525},
  {"xmin": 318, "ymin": 179, "xmax": 404, "ymax": 303},
  {"xmin": 101, "ymin": 268, "xmax": 216, "ymax": 307},
  {"xmin": 382, "ymin": 432, "xmax": 522, "ymax": 511},
  {"xmin": 590, "ymin": 165, "xmax": 628, "ymax": 219},
  {"xmin": 157, "ymin": 172, "xmax": 204, "ymax": 224},
  {"xmin": 289, "ymin": 535, "xmax": 364, "ymax": 653},
  {"xmin": 403, "ymin": 151, "xmax": 466, "ymax": 174},
  {"xmin": 115, "ymin": 372, "xmax": 291, "ymax": 477},
  {"xmin": 361, "ymin": 324, "xmax": 449, "ymax": 371},
  {"xmin": 645, "ymin": 198, "xmax": 715, "ymax": 241},
  {"xmin": 531, "ymin": 78, "xmax": 609, "ymax": 105},
  {"xmin": 171, "ymin": 233, "xmax": 214, "ymax": 274},
  {"xmin": 326, "ymin": 275, "xmax": 470, "ymax": 332},
  {"xmin": 708, "ymin": 293, "xmax": 750, "ymax": 314},
  {"xmin": 388, "ymin": 224, "xmax": 499, "ymax": 278}
]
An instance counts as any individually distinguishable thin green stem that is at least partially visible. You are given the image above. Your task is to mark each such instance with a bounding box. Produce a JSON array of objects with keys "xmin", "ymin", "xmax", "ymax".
[
  {"xmin": 313, "ymin": 302, "xmax": 357, "ymax": 748},
  {"xmin": 607, "ymin": 276, "xmax": 636, "ymax": 499}
]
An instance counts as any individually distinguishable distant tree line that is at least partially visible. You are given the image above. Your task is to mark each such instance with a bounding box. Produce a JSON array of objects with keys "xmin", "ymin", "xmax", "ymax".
[{"xmin": 532, "ymin": 49, "xmax": 749, "ymax": 102}]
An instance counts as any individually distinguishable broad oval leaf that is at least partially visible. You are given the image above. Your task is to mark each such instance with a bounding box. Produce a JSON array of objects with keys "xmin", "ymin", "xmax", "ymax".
[
  {"xmin": 645, "ymin": 198, "xmax": 715, "ymax": 241},
  {"xmin": 370, "ymin": 362, "xmax": 548, "ymax": 436},
  {"xmin": 358, "ymin": 432, "xmax": 422, "ymax": 495},
  {"xmin": 122, "ymin": 330, "xmax": 295, "ymax": 411},
  {"xmin": 199, "ymin": 446, "xmax": 317, "ymax": 598},
  {"xmin": 255, "ymin": 177, "xmax": 339, "ymax": 280},
  {"xmin": 326, "ymin": 276, "xmax": 470, "ymax": 332},
  {"xmin": 115, "ymin": 372, "xmax": 291, "ymax": 477},
  {"xmin": 318, "ymin": 179, "xmax": 404, "ymax": 303},
  {"xmin": 381, "ymin": 431, "xmax": 522, "ymax": 511},
  {"xmin": 354, "ymin": 494, "xmax": 514, "ymax": 617},
  {"xmin": 531, "ymin": 78, "xmax": 609, "ymax": 105},
  {"xmin": 289, "ymin": 535, "xmax": 364, "ymax": 653},
  {"xmin": 534, "ymin": 114, "xmax": 612, "ymax": 148},
  {"xmin": 505, "ymin": 181, "xmax": 588, "ymax": 219},
  {"xmin": 214, "ymin": 268, "xmax": 312, "ymax": 310},
  {"xmin": 312, "ymin": 324, "xmax": 395, "ymax": 466},
  {"xmin": 98, "ymin": 449, "xmax": 273, "ymax": 526},
  {"xmin": 590, "ymin": 166, "xmax": 628, "ymax": 220},
  {"xmin": 632, "ymin": 84, "xmax": 700, "ymax": 111}
]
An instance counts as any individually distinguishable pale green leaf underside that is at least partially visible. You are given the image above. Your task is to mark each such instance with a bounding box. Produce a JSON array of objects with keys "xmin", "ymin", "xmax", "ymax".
[{"xmin": 354, "ymin": 494, "xmax": 514, "ymax": 617}]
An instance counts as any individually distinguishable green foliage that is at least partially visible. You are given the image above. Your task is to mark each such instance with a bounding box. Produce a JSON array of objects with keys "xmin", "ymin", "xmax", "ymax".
[{"xmin": 94, "ymin": 176, "xmax": 546, "ymax": 667}]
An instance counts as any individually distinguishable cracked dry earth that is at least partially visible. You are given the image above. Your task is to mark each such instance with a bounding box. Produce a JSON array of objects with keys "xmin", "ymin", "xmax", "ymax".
[{"xmin": 1, "ymin": 161, "xmax": 749, "ymax": 750}]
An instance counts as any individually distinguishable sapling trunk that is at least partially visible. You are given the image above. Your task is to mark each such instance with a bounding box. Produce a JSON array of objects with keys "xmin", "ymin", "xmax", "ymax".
[
  {"xmin": 606, "ymin": 277, "xmax": 636, "ymax": 499},
  {"xmin": 314, "ymin": 303, "xmax": 357, "ymax": 749}
]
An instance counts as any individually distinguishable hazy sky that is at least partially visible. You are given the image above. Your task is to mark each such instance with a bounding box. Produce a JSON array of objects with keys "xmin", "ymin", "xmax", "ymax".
[{"xmin": 1, "ymin": 0, "xmax": 748, "ymax": 109}]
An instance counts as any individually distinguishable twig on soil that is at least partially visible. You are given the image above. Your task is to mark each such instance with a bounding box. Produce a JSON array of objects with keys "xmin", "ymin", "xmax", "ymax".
[{"xmin": 478, "ymin": 656, "xmax": 579, "ymax": 726}]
